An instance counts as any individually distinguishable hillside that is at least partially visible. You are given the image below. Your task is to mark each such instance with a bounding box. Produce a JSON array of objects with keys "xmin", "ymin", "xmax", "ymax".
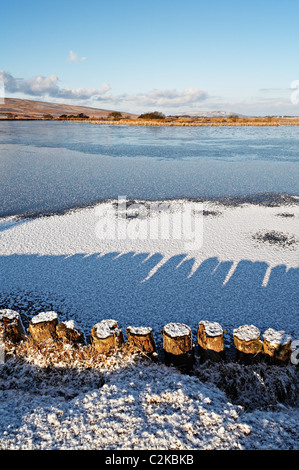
[
  {"xmin": 0, "ymin": 98, "xmax": 136, "ymax": 119},
  {"xmin": 1, "ymin": 98, "xmax": 299, "ymax": 126}
]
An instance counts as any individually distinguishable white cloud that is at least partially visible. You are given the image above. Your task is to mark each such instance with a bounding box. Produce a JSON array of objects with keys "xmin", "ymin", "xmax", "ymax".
[
  {"xmin": 99, "ymin": 82, "xmax": 111, "ymax": 94},
  {"xmin": 95, "ymin": 87, "xmax": 210, "ymax": 112},
  {"xmin": 67, "ymin": 50, "xmax": 87, "ymax": 63},
  {"xmin": 0, "ymin": 70, "xmax": 109, "ymax": 101},
  {"xmin": 1, "ymin": 69, "xmax": 297, "ymax": 115},
  {"xmin": 125, "ymin": 88, "xmax": 208, "ymax": 107},
  {"xmin": 0, "ymin": 70, "xmax": 210, "ymax": 111}
]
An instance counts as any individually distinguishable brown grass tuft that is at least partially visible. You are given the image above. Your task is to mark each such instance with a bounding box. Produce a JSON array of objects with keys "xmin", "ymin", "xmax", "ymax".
[{"xmin": 14, "ymin": 337, "xmax": 140, "ymax": 372}]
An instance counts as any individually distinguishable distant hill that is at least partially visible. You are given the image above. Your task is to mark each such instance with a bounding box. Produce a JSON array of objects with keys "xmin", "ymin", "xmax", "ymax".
[
  {"xmin": 171, "ymin": 110, "xmax": 247, "ymax": 118},
  {"xmin": 0, "ymin": 98, "xmax": 137, "ymax": 119}
]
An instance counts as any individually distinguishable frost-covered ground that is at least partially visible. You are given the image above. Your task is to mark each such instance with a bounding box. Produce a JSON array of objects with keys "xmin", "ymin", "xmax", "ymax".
[
  {"xmin": 1, "ymin": 353, "xmax": 298, "ymax": 450},
  {"xmin": 0, "ymin": 196, "xmax": 298, "ymax": 450}
]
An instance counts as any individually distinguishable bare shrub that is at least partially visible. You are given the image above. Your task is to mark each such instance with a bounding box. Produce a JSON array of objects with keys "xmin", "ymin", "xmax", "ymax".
[{"xmin": 194, "ymin": 361, "xmax": 298, "ymax": 410}]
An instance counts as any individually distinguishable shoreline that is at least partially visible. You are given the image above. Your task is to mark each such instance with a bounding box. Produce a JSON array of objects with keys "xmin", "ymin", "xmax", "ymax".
[
  {"xmin": 2, "ymin": 118, "xmax": 299, "ymax": 127},
  {"xmin": 1, "ymin": 196, "xmax": 298, "ymax": 338},
  {"xmin": 1, "ymin": 193, "xmax": 298, "ymax": 450},
  {"xmin": 90, "ymin": 119, "xmax": 299, "ymax": 127},
  {"xmin": 2, "ymin": 192, "xmax": 299, "ymax": 221}
]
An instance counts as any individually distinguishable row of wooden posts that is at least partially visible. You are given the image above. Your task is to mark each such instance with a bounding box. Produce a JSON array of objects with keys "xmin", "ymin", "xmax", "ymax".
[{"xmin": 0, "ymin": 309, "xmax": 295, "ymax": 367}]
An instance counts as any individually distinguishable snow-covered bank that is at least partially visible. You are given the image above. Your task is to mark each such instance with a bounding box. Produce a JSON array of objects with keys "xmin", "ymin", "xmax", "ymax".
[
  {"xmin": 0, "ymin": 352, "xmax": 298, "ymax": 450},
  {"xmin": 0, "ymin": 197, "xmax": 298, "ymax": 339},
  {"xmin": 0, "ymin": 197, "xmax": 298, "ymax": 450}
]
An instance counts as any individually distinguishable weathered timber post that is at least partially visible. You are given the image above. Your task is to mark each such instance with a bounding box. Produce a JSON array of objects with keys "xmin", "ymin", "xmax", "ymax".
[
  {"xmin": 233, "ymin": 324, "xmax": 263, "ymax": 363},
  {"xmin": 126, "ymin": 326, "xmax": 156, "ymax": 356},
  {"xmin": 262, "ymin": 328, "xmax": 292, "ymax": 364},
  {"xmin": 197, "ymin": 320, "xmax": 225, "ymax": 362},
  {"xmin": 0, "ymin": 309, "xmax": 26, "ymax": 353},
  {"xmin": 56, "ymin": 320, "xmax": 85, "ymax": 346},
  {"xmin": 90, "ymin": 319, "xmax": 124, "ymax": 354},
  {"xmin": 162, "ymin": 322, "xmax": 194, "ymax": 370},
  {"xmin": 28, "ymin": 311, "xmax": 58, "ymax": 344}
]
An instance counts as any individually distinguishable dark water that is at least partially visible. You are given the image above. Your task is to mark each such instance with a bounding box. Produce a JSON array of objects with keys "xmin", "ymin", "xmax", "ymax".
[{"xmin": 0, "ymin": 121, "xmax": 298, "ymax": 217}]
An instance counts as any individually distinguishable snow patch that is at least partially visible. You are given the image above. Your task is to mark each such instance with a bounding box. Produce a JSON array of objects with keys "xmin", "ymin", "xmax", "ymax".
[
  {"xmin": 163, "ymin": 322, "xmax": 191, "ymax": 338},
  {"xmin": 233, "ymin": 325, "xmax": 260, "ymax": 342},
  {"xmin": 127, "ymin": 326, "xmax": 152, "ymax": 335},
  {"xmin": 31, "ymin": 311, "xmax": 58, "ymax": 324},
  {"xmin": 60, "ymin": 320, "xmax": 84, "ymax": 335},
  {"xmin": 0, "ymin": 309, "xmax": 20, "ymax": 321},
  {"xmin": 199, "ymin": 321, "xmax": 223, "ymax": 337},
  {"xmin": 263, "ymin": 328, "xmax": 292, "ymax": 346},
  {"xmin": 95, "ymin": 319, "xmax": 120, "ymax": 339}
]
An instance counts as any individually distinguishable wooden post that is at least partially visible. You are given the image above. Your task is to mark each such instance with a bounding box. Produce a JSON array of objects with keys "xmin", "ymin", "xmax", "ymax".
[
  {"xmin": 233, "ymin": 324, "xmax": 263, "ymax": 363},
  {"xmin": 56, "ymin": 320, "xmax": 85, "ymax": 346},
  {"xmin": 162, "ymin": 322, "xmax": 194, "ymax": 370},
  {"xmin": 197, "ymin": 320, "xmax": 225, "ymax": 362},
  {"xmin": 28, "ymin": 311, "xmax": 58, "ymax": 344},
  {"xmin": 90, "ymin": 319, "xmax": 124, "ymax": 355},
  {"xmin": 262, "ymin": 328, "xmax": 292, "ymax": 364},
  {"xmin": 126, "ymin": 326, "xmax": 156, "ymax": 355},
  {"xmin": 0, "ymin": 309, "xmax": 26, "ymax": 350}
]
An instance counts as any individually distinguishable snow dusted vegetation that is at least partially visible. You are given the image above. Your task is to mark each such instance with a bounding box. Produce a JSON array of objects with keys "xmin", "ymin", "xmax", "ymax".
[{"xmin": 0, "ymin": 197, "xmax": 298, "ymax": 450}]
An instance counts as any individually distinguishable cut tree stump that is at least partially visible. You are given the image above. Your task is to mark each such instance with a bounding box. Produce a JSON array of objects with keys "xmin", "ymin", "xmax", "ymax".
[
  {"xmin": 197, "ymin": 320, "xmax": 225, "ymax": 362},
  {"xmin": 90, "ymin": 319, "xmax": 124, "ymax": 354},
  {"xmin": 126, "ymin": 326, "xmax": 156, "ymax": 355},
  {"xmin": 56, "ymin": 320, "xmax": 85, "ymax": 346},
  {"xmin": 28, "ymin": 311, "xmax": 58, "ymax": 344},
  {"xmin": 162, "ymin": 322, "xmax": 194, "ymax": 370},
  {"xmin": 263, "ymin": 328, "xmax": 292, "ymax": 364},
  {"xmin": 233, "ymin": 324, "xmax": 263, "ymax": 363},
  {"xmin": 0, "ymin": 309, "xmax": 26, "ymax": 349}
]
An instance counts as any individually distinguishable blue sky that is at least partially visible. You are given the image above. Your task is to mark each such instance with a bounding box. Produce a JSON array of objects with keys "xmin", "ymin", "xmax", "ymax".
[{"xmin": 1, "ymin": 0, "xmax": 299, "ymax": 115}]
